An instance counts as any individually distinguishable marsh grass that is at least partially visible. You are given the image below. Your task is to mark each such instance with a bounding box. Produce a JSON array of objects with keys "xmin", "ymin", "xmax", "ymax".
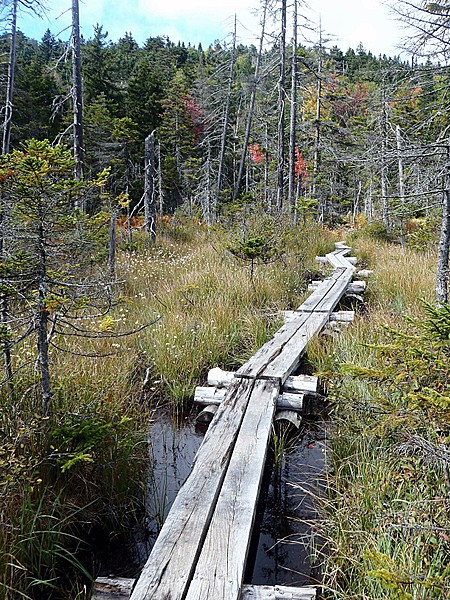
[{"xmin": 305, "ymin": 235, "xmax": 450, "ymax": 599}]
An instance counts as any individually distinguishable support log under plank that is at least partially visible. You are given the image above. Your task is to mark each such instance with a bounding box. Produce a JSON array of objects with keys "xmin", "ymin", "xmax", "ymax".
[
  {"xmin": 194, "ymin": 386, "xmax": 305, "ymax": 411},
  {"xmin": 207, "ymin": 368, "xmax": 318, "ymax": 393},
  {"xmin": 241, "ymin": 584, "xmax": 317, "ymax": 599}
]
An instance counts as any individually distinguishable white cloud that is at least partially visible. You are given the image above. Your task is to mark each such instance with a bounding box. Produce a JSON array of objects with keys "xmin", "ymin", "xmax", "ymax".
[{"xmin": 18, "ymin": 0, "xmax": 404, "ymax": 56}]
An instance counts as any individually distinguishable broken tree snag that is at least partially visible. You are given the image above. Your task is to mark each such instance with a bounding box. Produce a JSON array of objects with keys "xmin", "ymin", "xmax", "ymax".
[{"xmin": 92, "ymin": 577, "xmax": 135, "ymax": 599}]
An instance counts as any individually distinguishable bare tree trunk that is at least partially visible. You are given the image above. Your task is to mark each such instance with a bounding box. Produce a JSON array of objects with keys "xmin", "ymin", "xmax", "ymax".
[
  {"xmin": 108, "ymin": 207, "xmax": 117, "ymax": 278},
  {"xmin": 204, "ymin": 139, "xmax": 212, "ymax": 225},
  {"xmin": 0, "ymin": 208, "xmax": 14, "ymax": 401},
  {"xmin": 313, "ymin": 23, "xmax": 323, "ymax": 219},
  {"xmin": 157, "ymin": 141, "xmax": 164, "ymax": 219},
  {"xmin": 381, "ymin": 89, "xmax": 390, "ymax": 229},
  {"xmin": 288, "ymin": 0, "xmax": 298, "ymax": 213},
  {"xmin": 396, "ymin": 124, "xmax": 406, "ymax": 246},
  {"xmin": 216, "ymin": 16, "xmax": 236, "ymax": 217},
  {"xmin": 2, "ymin": 0, "xmax": 17, "ymax": 155},
  {"xmin": 276, "ymin": 0, "xmax": 287, "ymax": 211},
  {"xmin": 436, "ymin": 141, "xmax": 450, "ymax": 304},
  {"xmin": 0, "ymin": 0, "xmax": 17, "ymax": 400},
  {"xmin": 233, "ymin": 1, "xmax": 267, "ymax": 201},
  {"xmin": 37, "ymin": 217, "xmax": 53, "ymax": 416},
  {"xmin": 72, "ymin": 0, "xmax": 84, "ymax": 184},
  {"xmin": 365, "ymin": 179, "xmax": 374, "ymax": 222},
  {"xmin": 144, "ymin": 131, "xmax": 157, "ymax": 243}
]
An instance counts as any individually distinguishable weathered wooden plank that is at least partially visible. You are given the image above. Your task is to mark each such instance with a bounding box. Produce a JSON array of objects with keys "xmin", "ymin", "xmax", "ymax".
[
  {"xmin": 261, "ymin": 311, "xmax": 330, "ymax": 383},
  {"xmin": 307, "ymin": 271, "xmax": 355, "ymax": 314},
  {"xmin": 185, "ymin": 380, "xmax": 279, "ymax": 600},
  {"xmin": 284, "ymin": 374, "xmax": 318, "ymax": 393},
  {"xmin": 129, "ymin": 377, "xmax": 255, "ymax": 600},
  {"xmin": 357, "ymin": 269, "xmax": 374, "ymax": 278},
  {"xmin": 236, "ymin": 312, "xmax": 312, "ymax": 380},
  {"xmin": 325, "ymin": 252, "xmax": 355, "ymax": 269},
  {"xmin": 238, "ymin": 271, "xmax": 352, "ymax": 381},
  {"xmin": 309, "ymin": 280, "xmax": 365, "ymax": 294},
  {"xmin": 194, "ymin": 387, "xmax": 305, "ymax": 412},
  {"xmin": 241, "ymin": 584, "xmax": 317, "ymax": 599},
  {"xmin": 297, "ymin": 268, "xmax": 349, "ymax": 313},
  {"xmin": 334, "ymin": 241, "xmax": 351, "ymax": 251},
  {"xmin": 92, "ymin": 578, "xmax": 135, "ymax": 599},
  {"xmin": 207, "ymin": 366, "xmax": 235, "ymax": 387}
]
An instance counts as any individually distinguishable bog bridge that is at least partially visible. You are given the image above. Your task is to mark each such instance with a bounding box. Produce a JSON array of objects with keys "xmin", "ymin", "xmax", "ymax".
[{"xmin": 94, "ymin": 243, "xmax": 368, "ymax": 600}]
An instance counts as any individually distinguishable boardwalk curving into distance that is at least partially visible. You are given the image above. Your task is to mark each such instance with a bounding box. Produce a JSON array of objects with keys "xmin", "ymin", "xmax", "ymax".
[{"xmin": 95, "ymin": 243, "xmax": 365, "ymax": 600}]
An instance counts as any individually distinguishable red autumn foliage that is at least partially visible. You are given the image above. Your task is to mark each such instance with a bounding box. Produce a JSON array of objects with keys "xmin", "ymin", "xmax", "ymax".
[
  {"xmin": 182, "ymin": 95, "xmax": 203, "ymax": 141},
  {"xmin": 294, "ymin": 148, "xmax": 308, "ymax": 182},
  {"xmin": 248, "ymin": 143, "xmax": 265, "ymax": 163},
  {"xmin": 0, "ymin": 169, "xmax": 15, "ymax": 183}
]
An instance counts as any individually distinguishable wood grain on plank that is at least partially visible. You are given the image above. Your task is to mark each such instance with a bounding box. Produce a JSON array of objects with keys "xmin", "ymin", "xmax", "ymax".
[
  {"xmin": 262, "ymin": 311, "xmax": 330, "ymax": 383},
  {"xmin": 236, "ymin": 312, "xmax": 311, "ymax": 379},
  {"xmin": 130, "ymin": 378, "xmax": 255, "ymax": 600},
  {"xmin": 185, "ymin": 380, "xmax": 280, "ymax": 600}
]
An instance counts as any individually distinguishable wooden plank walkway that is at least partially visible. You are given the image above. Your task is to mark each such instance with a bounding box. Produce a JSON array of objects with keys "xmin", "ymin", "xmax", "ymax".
[{"xmin": 128, "ymin": 243, "xmax": 359, "ymax": 600}]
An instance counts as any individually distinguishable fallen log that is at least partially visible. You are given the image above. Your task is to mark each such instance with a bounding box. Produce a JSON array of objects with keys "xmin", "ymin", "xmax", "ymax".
[{"xmin": 92, "ymin": 577, "xmax": 135, "ymax": 599}]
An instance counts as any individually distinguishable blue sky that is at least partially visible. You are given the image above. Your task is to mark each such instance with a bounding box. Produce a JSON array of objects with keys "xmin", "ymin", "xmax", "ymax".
[{"xmin": 16, "ymin": 0, "xmax": 407, "ymax": 58}]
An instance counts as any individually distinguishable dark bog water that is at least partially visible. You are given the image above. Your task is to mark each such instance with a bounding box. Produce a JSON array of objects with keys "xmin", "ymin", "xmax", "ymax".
[
  {"xmin": 95, "ymin": 408, "xmax": 327, "ymax": 586},
  {"xmin": 245, "ymin": 418, "xmax": 327, "ymax": 587}
]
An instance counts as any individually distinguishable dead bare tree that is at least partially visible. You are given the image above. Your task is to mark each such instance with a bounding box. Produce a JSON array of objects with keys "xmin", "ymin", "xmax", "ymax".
[
  {"xmin": 72, "ymin": 0, "xmax": 84, "ymax": 182},
  {"xmin": 233, "ymin": 0, "xmax": 268, "ymax": 201}
]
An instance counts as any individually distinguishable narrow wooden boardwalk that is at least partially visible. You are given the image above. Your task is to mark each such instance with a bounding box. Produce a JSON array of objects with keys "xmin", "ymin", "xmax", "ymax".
[{"xmin": 125, "ymin": 243, "xmax": 360, "ymax": 600}]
